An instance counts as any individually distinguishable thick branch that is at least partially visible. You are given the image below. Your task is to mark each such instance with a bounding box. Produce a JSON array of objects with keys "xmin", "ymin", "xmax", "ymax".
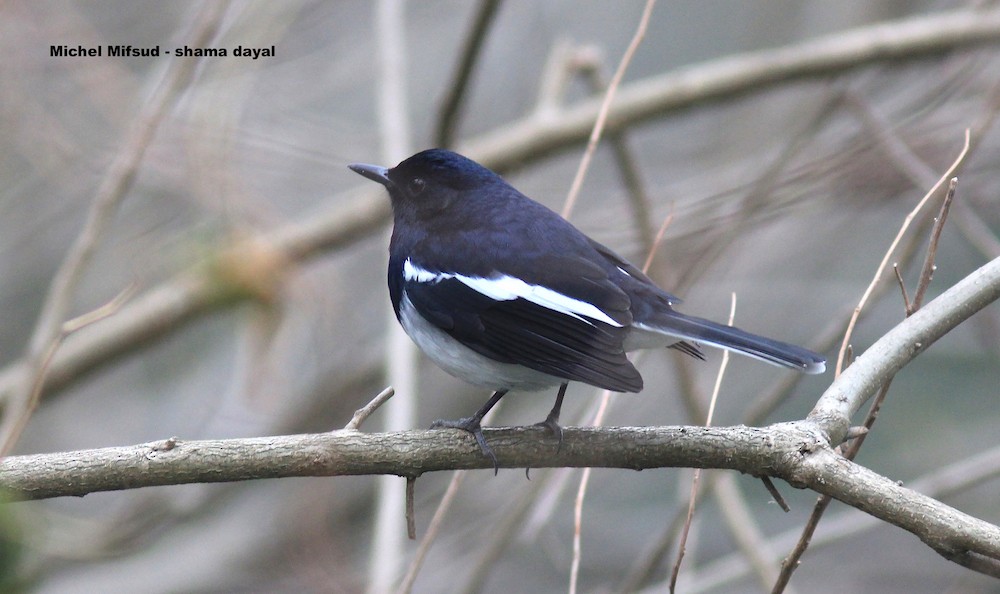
[
  {"xmin": 786, "ymin": 443, "xmax": 1000, "ymax": 573},
  {"xmin": 3, "ymin": 423, "xmax": 999, "ymax": 570},
  {"xmin": 1, "ymin": 425, "xmax": 790, "ymax": 499}
]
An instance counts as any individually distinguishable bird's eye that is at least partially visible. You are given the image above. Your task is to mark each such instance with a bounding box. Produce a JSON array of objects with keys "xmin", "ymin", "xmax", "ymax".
[{"xmin": 408, "ymin": 177, "xmax": 426, "ymax": 195}]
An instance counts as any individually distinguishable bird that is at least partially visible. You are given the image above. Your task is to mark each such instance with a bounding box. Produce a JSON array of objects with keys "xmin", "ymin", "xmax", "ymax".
[{"xmin": 349, "ymin": 149, "xmax": 825, "ymax": 471}]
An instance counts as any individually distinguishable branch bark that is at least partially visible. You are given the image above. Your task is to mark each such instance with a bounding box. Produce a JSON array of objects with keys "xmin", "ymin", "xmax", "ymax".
[{"xmin": 2, "ymin": 423, "xmax": 999, "ymax": 570}]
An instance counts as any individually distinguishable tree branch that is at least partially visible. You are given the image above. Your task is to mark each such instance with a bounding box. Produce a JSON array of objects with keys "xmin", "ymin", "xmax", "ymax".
[
  {"xmin": 810, "ymin": 254, "xmax": 1000, "ymax": 444},
  {"xmin": 461, "ymin": 8, "xmax": 1000, "ymax": 170},
  {"xmin": 3, "ymin": 423, "xmax": 999, "ymax": 571}
]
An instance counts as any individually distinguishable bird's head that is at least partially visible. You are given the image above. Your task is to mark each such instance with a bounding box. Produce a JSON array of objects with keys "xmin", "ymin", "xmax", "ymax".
[{"xmin": 349, "ymin": 149, "xmax": 506, "ymax": 219}]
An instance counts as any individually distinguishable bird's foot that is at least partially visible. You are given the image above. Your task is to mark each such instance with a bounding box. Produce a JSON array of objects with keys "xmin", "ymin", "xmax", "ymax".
[
  {"xmin": 430, "ymin": 416, "xmax": 499, "ymax": 474},
  {"xmin": 533, "ymin": 414, "xmax": 564, "ymax": 454}
]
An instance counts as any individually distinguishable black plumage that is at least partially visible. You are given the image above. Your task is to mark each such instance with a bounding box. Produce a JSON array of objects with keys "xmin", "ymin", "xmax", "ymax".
[{"xmin": 349, "ymin": 149, "xmax": 825, "ymax": 470}]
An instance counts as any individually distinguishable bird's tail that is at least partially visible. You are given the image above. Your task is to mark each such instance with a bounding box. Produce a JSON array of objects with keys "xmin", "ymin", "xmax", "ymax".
[{"xmin": 641, "ymin": 311, "xmax": 826, "ymax": 374}]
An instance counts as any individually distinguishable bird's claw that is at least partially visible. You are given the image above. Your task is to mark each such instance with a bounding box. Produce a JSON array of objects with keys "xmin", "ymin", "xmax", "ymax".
[
  {"xmin": 534, "ymin": 415, "xmax": 564, "ymax": 454},
  {"xmin": 430, "ymin": 416, "xmax": 499, "ymax": 474}
]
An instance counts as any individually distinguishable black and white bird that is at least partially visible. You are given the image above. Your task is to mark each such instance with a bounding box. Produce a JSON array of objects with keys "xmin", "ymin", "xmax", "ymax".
[{"xmin": 349, "ymin": 149, "xmax": 825, "ymax": 469}]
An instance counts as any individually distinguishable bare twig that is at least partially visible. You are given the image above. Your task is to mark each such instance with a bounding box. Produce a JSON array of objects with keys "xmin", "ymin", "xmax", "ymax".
[
  {"xmin": 464, "ymin": 9, "xmax": 1000, "ymax": 172},
  {"xmin": 773, "ymin": 494, "xmax": 834, "ymax": 593},
  {"xmin": 715, "ymin": 474, "xmax": 793, "ymax": 593},
  {"xmin": 911, "ymin": 177, "xmax": 958, "ymax": 312},
  {"xmin": 779, "ymin": 166, "xmax": 962, "ymax": 593},
  {"xmin": 395, "ymin": 403, "xmax": 503, "ymax": 592},
  {"xmin": 574, "ymin": 49, "xmax": 657, "ymax": 251},
  {"xmin": 670, "ymin": 293, "xmax": 735, "ymax": 592},
  {"xmin": 405, "ymin": 475, "xmax": 417, "ymax": 540},
  {"xmin": 561, "ymin": 0, "xmax": 656, "ymax": 219},
  {"xmin": 570, "ymin": 392, "xmax": 613, "ymax": 594},
  {"xmin": 642, "ymin": 208, "xmax": 675, "ymax": 273},
  {"xmin": 893, "ymin": 263, "xmax": 912, "ymax": 313},
  {"xmin": 344, "ymin": 387, "xmax": 395, "ymax": 431},
  {"xmin": 774, "ymin": 378, "xmax": 893, "ymax": 593},
  {"xmin": 760, "ymin": 476, "xmax": 790, "ymax": 513},
  {"xmin": 565, "ymin": 5, "xmax": 657, "ymax": 591},
  {"xmin": 835, "ymin": 130, "xmax": 969, "ymax": 376},
  {"xmin": 62, "ymin": 284, "xmax": 137, "ymax": 333},
  {"xmin": 395, "ymin": 470, "xmax": 468, "ymax": 594},
  {"xmin": 435, "ymin": 0, "xmax": 504, "ymax": 147},
  {"xmin": 810, "ymin": 249, "xmax": 1000, "ymax": 445}
]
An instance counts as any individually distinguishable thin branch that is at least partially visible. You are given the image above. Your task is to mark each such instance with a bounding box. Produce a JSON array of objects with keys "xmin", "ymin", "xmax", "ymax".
[
  {"xmin": 396, "ymin": 470, "xmax": 468, "ymax": 594},
  {"xmin": 570, "ymin": 391, "xmax": 613, "ymax": 594},
  {"xmin": 772, "ymin": 493, "xmax": 834, "ymax": 594},
  {"xmin": 0, "ymin": 2, "xmax": 230, "ymax": 454},
  {"xmin": 893, "ymin": 263, "xmax": 912, "ymax": 313},
  {"xmin": 671, "ymin": 293, "xmax": 735, "ymax": 592},
  {"xmin": 911, "ymin": 177, "xmax": 958, "ymax": 312},
  {"xmin": 560, "ymin": 0, "xmax": 655, "ymax": 218},
  {"xmin": 462, "ymin": 8, "xmax": 1000, "ymax": 171},
  {"xmin": 435, "ymin": 0, "xmax": 504, "ymax": 147},
  {"xmin": 574, "ymin": 49, "xmax": 657, "ymax": 251},
  {"xmin": 0, "ymin": 285, "xmax": 136, "ymax": 457},
  {"xmin": 760, "ymin": 476, "xmax": 790, "ymax": 513},
  {"xmin": 405, "ymin": 475, "xmax": 417, "ymax": 540},
  {"xmin": 715, "ymin": 474, "xmax": 793, "ymax": 593},
  {"xmin": 811, "ymin": 247, "xmax": 1000, "ymax": 447},
  {"xmin": 775, "ymin": 379, "xmax": 895, "ymax": 592},
  {"xmin": 344, "ymin": 387, "xmax": 395, "ymax": 431},
  {"xmin": 779, "ymin": 175, "xmax": 963, "ymax": 591},
  {"xmin": 397, "ymin": 404, "xmax": 503, "ymax": 592},
  {"xmin": 834, "ymin": 130, "xmax": 969, "ymax": 376},
  {"xmin": 565, "ymin": 5, "xmax": 657, "ymax": 591}
]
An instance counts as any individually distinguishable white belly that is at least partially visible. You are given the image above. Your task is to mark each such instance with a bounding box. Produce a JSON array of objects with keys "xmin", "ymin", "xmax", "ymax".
[{"xmin": 398, "ymin": 292, "xmax": 562, "ymax": 392}]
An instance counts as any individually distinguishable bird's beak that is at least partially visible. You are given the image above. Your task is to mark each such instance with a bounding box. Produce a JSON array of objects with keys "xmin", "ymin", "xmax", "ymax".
[{"xmin": 348, "ymin": 163, "xmax": 392, "ymax": 187}]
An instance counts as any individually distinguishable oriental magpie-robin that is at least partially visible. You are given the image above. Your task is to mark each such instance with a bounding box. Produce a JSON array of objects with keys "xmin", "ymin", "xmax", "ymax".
[{"xmin": 350, "ymin": 149, "xmax": 825, "ymax": 470}]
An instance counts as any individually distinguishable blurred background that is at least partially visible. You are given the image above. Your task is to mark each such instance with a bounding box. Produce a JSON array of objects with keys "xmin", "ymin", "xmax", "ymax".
[{"xmin": 1, "ymin": 1, "xmax": 999, "ymax": 592}]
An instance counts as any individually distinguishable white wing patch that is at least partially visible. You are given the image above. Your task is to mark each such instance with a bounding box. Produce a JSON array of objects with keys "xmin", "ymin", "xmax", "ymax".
[{"xmin": 403, "ymin": 258, "xmax": 622, "ymax": 327}]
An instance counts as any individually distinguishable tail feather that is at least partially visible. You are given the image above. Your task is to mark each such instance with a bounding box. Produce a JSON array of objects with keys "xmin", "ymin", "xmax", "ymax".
[{"xmin": 638, "ymin": 312, "xmax": 826, "ymax": 374}]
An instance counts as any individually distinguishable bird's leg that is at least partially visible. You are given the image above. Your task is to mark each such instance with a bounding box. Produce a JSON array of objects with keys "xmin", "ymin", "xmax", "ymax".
[
  {"xmin": 535, "ymin": 383, "xmax": 567, "ymax": 453},
  {"xmin": 431, "ymin": 389, "xmax": 507, "ymax": 473}
]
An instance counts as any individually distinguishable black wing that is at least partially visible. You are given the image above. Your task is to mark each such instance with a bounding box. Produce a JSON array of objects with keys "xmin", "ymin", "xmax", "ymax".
[{"xmin": 403, "ymin": 274, "xmax": 643, "ymax": 393}]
